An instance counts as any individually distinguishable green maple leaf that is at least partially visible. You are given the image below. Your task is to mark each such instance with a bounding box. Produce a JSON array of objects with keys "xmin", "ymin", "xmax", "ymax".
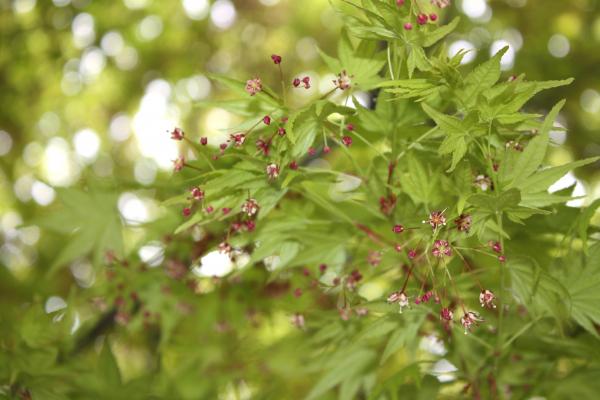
[{"xmin": 36, "ymin": 188, "xmax": 124, "ymax": 275}]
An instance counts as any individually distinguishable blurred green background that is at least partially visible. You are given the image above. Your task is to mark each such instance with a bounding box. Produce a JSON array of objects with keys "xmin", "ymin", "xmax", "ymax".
[
  {"xmin": 1, "ymin": 0, "xmax": 600, "ymax": 333},
  {"xmin": 1, "ymin": 0, "xmax": 600, "ymax": 397}
]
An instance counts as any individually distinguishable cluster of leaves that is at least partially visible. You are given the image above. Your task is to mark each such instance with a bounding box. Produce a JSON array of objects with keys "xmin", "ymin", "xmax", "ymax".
[{"xmin": 2, "ymin": 1, "xmax": 600, "ymax": 399}]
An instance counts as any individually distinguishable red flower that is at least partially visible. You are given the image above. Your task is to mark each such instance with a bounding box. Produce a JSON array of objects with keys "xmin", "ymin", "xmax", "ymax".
[
  {"xmin": 271, "ymin": 54, "xmax": 282, "ymax": 64},
  {"xmin": 342, "ymin": 136, "xmax": 352, "ymax": 147},
  {"xmin": 200, "ymin": 137, "xmax": 208, "ymax": 145},
  {"xmin": 480, "ymin": 290, "xmax": 496, "ymax": 309},
  {"xmin": 387, "ymin": 291, "xmax": 409, "ymax": 313},
  {"xmin": 454, "ymin": 214, "xmax": 472, "ymax": 232},
  {"xmin": 173, "ymin": 156, "xmax": 185, "ymax": 172},
  {"xmin": 266, "ymin": 163, "xmax": 280, "ymax": 179},
  {"xmin": 170, "ymin": 127, "xmax": 184, "ymax": 141},
  {"xmin": 333, "ymin": 70, "xmax": 352, "ymax": 90},
  {"xmin": 242, "ymin": 198, "xmax": 259, "ymax": 217},
  {"xmin": 432, "ymin": 239, "xmax": 452, "ymax": 258},
  {"xmin": 245, "ymin": 77, "xmax": 262, "ymax": 96},
  {"xmin": 460, "ymin": 311, "xmax": 483, "ymax": 334},
  {"xmin": 424, "ymin": 210, "xmax": 447, "ymax": 229},
  {"xmin": 190, "ymin": 187, "xmax": 204, "ymax": 200},
  {"xmin": 440, "ymin": 307, "xmax": 453, "ymax": 321}
]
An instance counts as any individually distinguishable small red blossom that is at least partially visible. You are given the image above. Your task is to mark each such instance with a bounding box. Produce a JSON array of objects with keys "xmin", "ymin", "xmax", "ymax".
[
  {"xmin": 420, "ymin": 291, "xmax": 434, "ymax": 303},
  {"xmin": 480, "ymin": 290, "xmax": 496, "ymax": 309},
  {"xmin": 271, "ymin": 54, "xmax": 282, "ymax": 64},
  {"xmin": 408, "ymin": 249, "xmax": 417, "ymax": 259},
  {"xmin": 302, "ymin": 76, "xmax": 311, "ymax": 89},
  {"xmin": 266, "ymin": 163, "xmax": 280, "ymax": 179},
  {"xmin": 230, "ymin": 133, "xmax": 246, "ymax": 147},
  {"xmin": 323, "ymin": 146, "xmax": 331, "ymax": 154},
  {"xmin": 173, "ymin": 156, "xmax": 185, "ymax": 172},
  {"xmin": 263, "ymin": 115, "xmax": 271, "ymax": 125},
  {"xmin": 205, "ymin": 205, "xmax": 214, "ymax": 213},
  {"xmin": 256, "ymin": 139, "xmax": 270, "ymax": 156},
  {"xmin": 429, "ymin": 13, "xmax": 438, "ymax": 21},
  {"xmin": 432, "ymin": 239, "xmax": 452, "ymax": 258},
  {"xmin": 387, "ymin": 291, "xmax": 409, "ymax": 313},
  {"xmin": 222, "ymin": 207, "xmax": 231, "ymax": 215},
  {"xmin": 245, "ymin": 220, "xmax": 256, "ymax": 231},
  {"xmin": 219, "ymin": 143, "xmax": 228, "ymax": 151},
  {"xmin": 191, "ymin": 187, "xmax": 204, "ymax": 201},
  {"xmin": 289, "ymin": 160, "xmax": 299, "ymax": 170},
  {"xmin": 440, "ymin": 307, "xmax": 454, "ymax": 322},
  {"xmin": 424, "ymin": 210, "xmax": 447, "ymax": 229},
  {"xmin": 342, "ymin": 136, "xmax": 352, "ymax": 147},
  {"xmin": 319, "ymin": 263, "xmax": 327, "ymax": 273},
  {"xmin": 170, "ymin": 127, "xmax": 184, "ymax": 141},
  {"xmin": 417, "ymin": 13, "xmax": 428, "ymax": 25},
  {"xmin": 245, "ymin": 77, "xmax": 262, "ymax": 96},
  {"xmin": 278, "ymin": 127, "xmax": 286, "ymax": 136},
  {"xmin": 242, "ymin": 198, "xmax": 259, "ymax": 217},
  {"xmin": 404, "ymin": 22, "xmax": 413, "ymax": 30},
  {"xmin": 182, "ymin": 207, "xmax": 192, "ymax": 217},
  {"xmin": 394, "ymin": 244, "xmax": 403, "ymax": 252},
  {"xmin": 346, "ymin": 123, "xmax": 354, "ymax": 131},
  {"xmin": 431, "ymin": 0, "xmax": 451, "ymax": 8},
  {"xmin": 460, "ymin": 311, "xmax": 483, "ymax": 334},
  {"xmin": 293, "ymin": 288, "xmax": 303, "ymax": 297},
  {"xmin": 292, "ymin": 78, "xmax": 301, "ymax": 87},
  {"xmin": 489, "ymin": 241, "xmax": 502, "ymax": 254},
  {"xmin": 498, "ymin": 255, "xmax": 506, "ymax": 263},
  {"xmin": 333, "ymin": 70, "xmax": 352, "ymax": 90},
  {"xmin": 393, "ymin": 224, "xmax": 405, "ymax": 234},
  {"xmin": 308, "ymin": 147, "xmax": 316, "ymax": 156},
  {"xmin": 396, "ymin": 0, "xmax": 405, "ymax": 5},
  {"xmin": 454, "ymin": 213, "xmax": 472, "ymax": 232},
  {"xmin": 200, "ymin": 137, "xmax": 208, "ymax": 145}
]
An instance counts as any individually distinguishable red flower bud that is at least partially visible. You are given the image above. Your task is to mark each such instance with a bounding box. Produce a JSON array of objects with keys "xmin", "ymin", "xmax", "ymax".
[{"xmin": 271, "ymin": 54, "xmax": 282, "ymax": 64}]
